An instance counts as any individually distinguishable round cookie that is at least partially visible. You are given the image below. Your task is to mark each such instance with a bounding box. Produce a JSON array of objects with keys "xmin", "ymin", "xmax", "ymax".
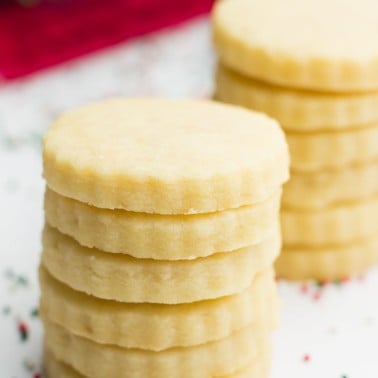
[
  {"xmin": 43, "ymin": 346, "xmax": 271, "ymax": 378},
  {"xmin": 39, "ymin": 266, "xmax": 278, "ymax": 350},
  {"xmin": 44, "ymin": 348, "xmax": 82, "ymax": 378},
  {"xmin": 41, "ymin": 225, "xmax": 280, "ymax": 304},
  {"xmin": 43, "ymin": 98, "xmax": 289, "ymax": 214},
  {"xmin": 44, "ymin": 188, "xmax": 281, "ymax": 260},
  {"xmin": 215, "ymin": 64, "xmax": 378, "ymax": 130},
  {"xmin": 213, "ymin": 0, "xmax": 378, "ymax": 91},
  {"xmin": 282, "ymin": 194, "xmax": 378, "ymax": 246},
  {"xmin": 287, "ymin": 124, "xmax": 378, "ymax": 172},
  {"xmin": 276, "ymin": 234, "xmax": 378, "ymax": 280},
  {"xmin": 283, "ymin": 161, "xmax": 378, "ymax": 210},
  {"xmin": 43, "ymin": 319, "xmax": 270, "ymax": 378}
]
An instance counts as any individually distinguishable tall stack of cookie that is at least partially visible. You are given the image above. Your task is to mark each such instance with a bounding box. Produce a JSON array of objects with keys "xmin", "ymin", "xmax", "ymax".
[
  {"xmin": 213, "ymin": 0, "xmax": 378, "ymax": 281},
  {"xmin": 39, "ymin": 99, "xmax": 289, "ymax": 377}
]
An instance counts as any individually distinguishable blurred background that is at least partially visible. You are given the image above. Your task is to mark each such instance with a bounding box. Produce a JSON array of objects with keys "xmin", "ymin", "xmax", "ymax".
[{"xmin": 0, "ymin": 1, "xmax": 377, "ymax": 377}]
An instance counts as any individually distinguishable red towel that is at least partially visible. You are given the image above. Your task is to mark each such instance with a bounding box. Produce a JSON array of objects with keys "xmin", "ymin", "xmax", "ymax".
[{"xmin": 0, "ymin": 0, "xmax": 214, "ymax": 79}]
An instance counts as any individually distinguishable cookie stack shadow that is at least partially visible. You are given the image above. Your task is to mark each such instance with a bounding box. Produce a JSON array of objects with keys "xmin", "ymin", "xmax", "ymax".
[
  {"xmin": 213, "ymin": 0, "xmax": 378, "ymax": 281},
  {"xmin": 39, "ymin": 99, "xmax": 289, "ymax": 377}
]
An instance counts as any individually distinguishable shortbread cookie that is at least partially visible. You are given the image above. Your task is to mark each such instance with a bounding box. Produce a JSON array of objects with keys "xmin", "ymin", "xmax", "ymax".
[
  {"xmin": 44, "ymin": 348, "xmax": 81, "ymax": 378},
  {"xmin": 40, "ymin": 266, "xmax": 278, "ymax": 350},
  {"xmin": 283, "ymin": 162, "xmax": 378, "ymax": 210},
  {"xmin": 43, "ymin": 98, "xmax": 289, "ymax": 214},
  {"xmin": 44, "ymin": 188, "xmax": 281, "ymax": 260},
  {"xmin": 224, "ymin": 357, "xmax": 269, "ymax": 378},
  {"xmin": 276, "ymin": 234, "xmax": 378, "ymax": 280},
  {"xmin": 44, "ymin": 346, "xmax": 270, "ymax": 378},
  {"xmin": 215, "ymin": 64, "xmax": 378, "ymax": 130},
  {"xmin": 282, "ymin": 195, "xmax": 378, "ymax": 246},
  {"xmin": 213, "ymin": 0, "xmax": 378, "ymax": 92},
  {"xmin": 287, "ymin": 125, "xmax": 378, "ymax": 171},
  {"xmin": 43, "ymin": 319, "xmax": 269, "ymax": 378},
  {"xmin": 41, "ymin": 225, "xmax": 280, "ymax": 304}
]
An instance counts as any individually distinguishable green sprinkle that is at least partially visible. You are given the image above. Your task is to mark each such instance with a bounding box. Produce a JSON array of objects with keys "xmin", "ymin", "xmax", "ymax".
[
  {"xmin": 17, "ymin": 275, "xmax": 28, "ymax": 286},
  {"xmin": 2, "ymin": 306, "xmax": 11, "ymax": 315},
  {"xmin": 30, "ymin": 308, "xmax": 39, "ymax": 318}
]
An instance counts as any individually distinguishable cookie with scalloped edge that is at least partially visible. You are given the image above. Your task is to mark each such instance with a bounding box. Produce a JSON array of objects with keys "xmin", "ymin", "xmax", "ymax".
[
  {"xmin": 43, "ymin": 346, "xmax": 271, "ymax": 378},
  {"xmin": 282, "ymin": 194, "xmax": 378, "ymax": 246},
  {"xmin": 44, "ymin": 188, "xmax": 281, "ymax": 260},
  {"xmin": 276, "ymin": 234, "xmax": 378, "ymax": 280},
  {"xmin": 283, "ymin": 161, "xmax": 378, "ymax": 210},
  {"xmin": 215, "ymin": 64, "xmax": 378, "ymax": 130},
  {"xmin": 41, "ymin": 224, "xmax": 280, "ymax": 304},
  {"xmin": 43, "ymin": 319, "xmax": 272, "ymax": 378},
  {"xmin": 43, "ymin": 98, "xmax": 288, "ymax": 214},
  {"xmin": 287, "ymin": 125, "xmax": 378, "ymax": 172},
  {"xmin": 39, "ymin": 266, "xmax": 278, "ymax": 350},
  {"xmin": 213, "ymin": 0, "xmax": 378, "ymax": 92}
]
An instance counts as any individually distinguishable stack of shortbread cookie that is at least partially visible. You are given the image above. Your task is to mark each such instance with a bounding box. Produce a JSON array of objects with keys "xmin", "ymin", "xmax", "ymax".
[
  {"xmin": 39, "ymin": 99, "xmax": 289, "ymax": 377},
  {"xmin": 213, "ymin": 0, "xmax": 378, "ymax": 280}
]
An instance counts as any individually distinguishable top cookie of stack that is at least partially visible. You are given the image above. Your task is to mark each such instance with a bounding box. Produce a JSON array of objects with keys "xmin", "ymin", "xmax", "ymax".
[
  {"xmin": 213, "ymin": 0, "xmax": 378, "ymax": 92},
  {"xmin": 44, "ymin": 98, "xmax": 288, "ymax": 215},
  {"xmin": 213, "ymin": 0, "xmax": 378, "ymax": 280}
]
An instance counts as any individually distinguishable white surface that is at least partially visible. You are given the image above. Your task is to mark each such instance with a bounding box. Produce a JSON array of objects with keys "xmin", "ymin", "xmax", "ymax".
[{"xmin": 0, "ymin": 17, "xmax": 377, "ymax": 378}]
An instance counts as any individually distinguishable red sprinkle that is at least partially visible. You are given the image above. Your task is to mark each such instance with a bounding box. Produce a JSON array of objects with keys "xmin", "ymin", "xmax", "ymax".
[
  {"xmin": 300, "ymin": 283, "xmax": 309, "ymax": 294},
  {"xmin": 313, "ymin": 291, "xmax": 322, "ymax": 301},
  {"xmin": 18, "ymin": 321, "xmax": 29, "ymax": 341},
  {"xmin": 19, "ymin": 322, "xmax": 28, "ymax": 332},
  {"xmin": 303, "ymin": 354, "xmax": 311, "ymax": 362},
  {"xmin": 33, "ymin": 374, "xmax": 41, "ymax": 378}
]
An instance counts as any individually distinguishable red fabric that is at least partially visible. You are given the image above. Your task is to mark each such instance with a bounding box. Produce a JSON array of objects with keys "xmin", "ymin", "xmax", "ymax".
[{"xmin": 0, "ymin": 0, "xmax": 214, "ymax": 79}]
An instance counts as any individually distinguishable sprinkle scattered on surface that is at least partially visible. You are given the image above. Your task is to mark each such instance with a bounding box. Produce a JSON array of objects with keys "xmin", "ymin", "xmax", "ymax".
[
  {"xmin": 302, "ymin": 354, "xmax": 311, "ymax": 363},
  {"xmin": 300, "ymin": 283, "xmax": 309, "ymax": 294},
  {"xmin": 4, "ymin": 268, "xmax": 30, "ymax": 291},
  {"xmin": 312, "ymin": 291, "xmax": 322, "ymax": 301},
  {"xmin": 30, "ymin": 308, "xmax": 39, "ymax": 318},
  {"xmin": 18, "ymin": 321, "xmax": 29, "ymax": 342}
]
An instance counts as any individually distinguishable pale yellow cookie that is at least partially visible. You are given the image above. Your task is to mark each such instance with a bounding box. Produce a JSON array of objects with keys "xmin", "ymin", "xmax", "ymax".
[
  {"xmin": 276, "ymin": 234, "xmax": 378, "ymax": 280},
  {"xmin": 43, "ymin": 98, "xmax": 289, "ymax": 214},
  {"xmin": 287, "ymin": 125, "xmax": 378, "ymax": 172},
  {"xmin": 283, "ymin": 161, "xmax": 378, "ymax": 210},
  {"xmin": 40, "ymin": 266, "xmax": 278, "ymax": 350},
  {"xmin": 44, "ymin": 188, "xmax": 281, "ymax": 260},
  {"xmin": 43, "ymin": 319, "xmax": 270, "ymax": 378},
  {"xmin": 44, "ymin": 346, "xmax": 271, "ymax": 378},
  {"xmin": 223, "ymin": 357, "xmax": 270, "ymax": 378},
  {"xmin": 44, "ymin": 347, "xmax": 82, "ymax": 378},
  {"xmin": 215, "ymin": 64, "xmax": 378, "ymax": 130},
  {"xmin": 282, "ymin": 195, "xmax": 378, "ymax": 246},
  {"xmin": 41, "ymin": 224, "xmax": 280, "ymax": 304},
  {"xmin": 213, "ymin": 0, "xmax": 378, "ymax": 91}
]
